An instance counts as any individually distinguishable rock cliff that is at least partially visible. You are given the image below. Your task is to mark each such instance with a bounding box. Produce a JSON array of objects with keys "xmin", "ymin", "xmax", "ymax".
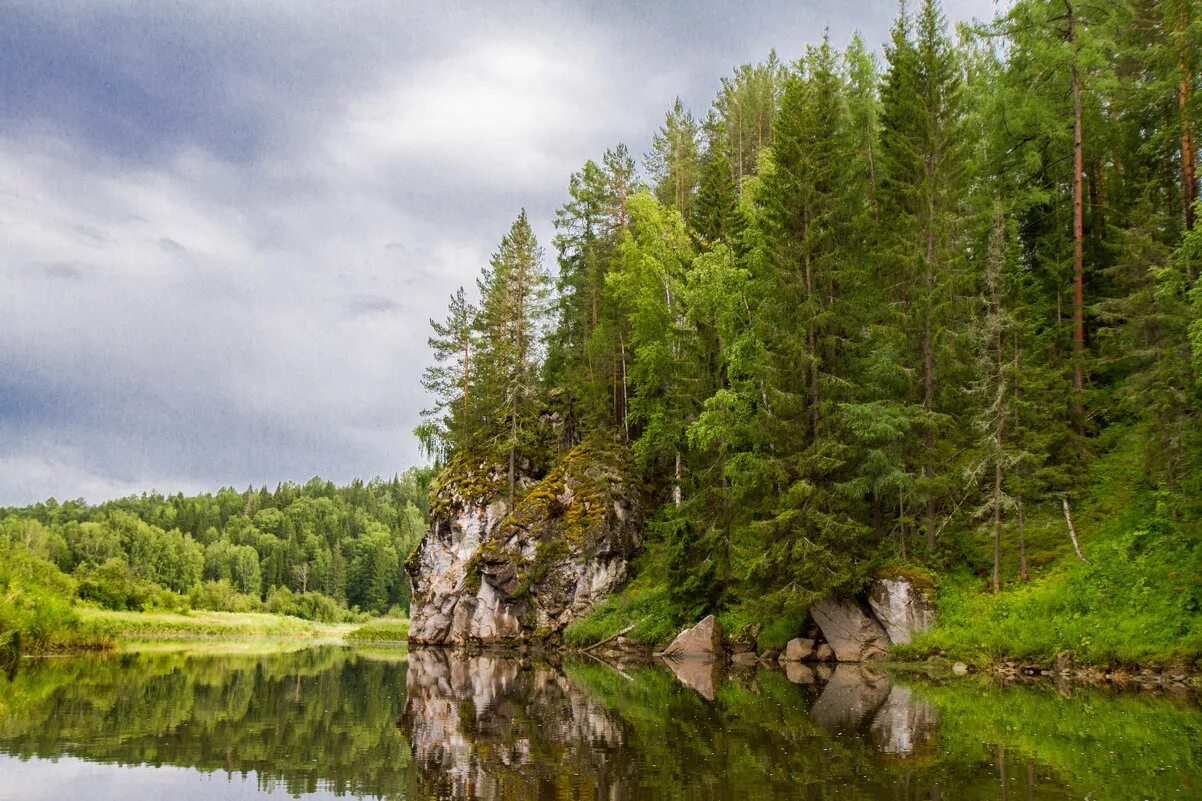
[{"xmin": 407, "ymin": 436, "xmax": 643, "ymax": 646}]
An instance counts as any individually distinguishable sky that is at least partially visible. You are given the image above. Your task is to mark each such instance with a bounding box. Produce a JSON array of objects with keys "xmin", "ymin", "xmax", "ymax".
[{"xmin": 0, "ymin": 0, "xmax": 999, "ymax": 506}]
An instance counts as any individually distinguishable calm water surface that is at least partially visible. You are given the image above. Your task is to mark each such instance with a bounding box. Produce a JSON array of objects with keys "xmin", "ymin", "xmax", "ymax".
[{"xmin": 0, "ymin": 645, "xmax": 1199, "ymax": 800}]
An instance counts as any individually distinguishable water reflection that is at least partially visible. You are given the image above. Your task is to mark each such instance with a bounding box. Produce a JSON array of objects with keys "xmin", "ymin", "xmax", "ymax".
[
  {"xmin": 402, "ymin": 650, "xmax": 634, "ymax": 800},
  {"xmin": 0, "ymin": 646, "xmax": 1198, "ymax": 800}
]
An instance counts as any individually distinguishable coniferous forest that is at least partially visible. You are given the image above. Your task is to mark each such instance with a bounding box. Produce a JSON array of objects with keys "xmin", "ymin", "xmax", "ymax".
[
  {"xmin": 0, "ymin": 472, "xmax": 431, "ymax": 634},
  {"xmin": 415, "ymin": 0, "xmax": 1202, "ymax": 661}
]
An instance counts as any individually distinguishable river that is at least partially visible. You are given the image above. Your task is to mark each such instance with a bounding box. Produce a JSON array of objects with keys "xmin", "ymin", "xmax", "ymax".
[{"xmin": 0, "ymin": 645, "xmax": 1198, "ymax": 799}]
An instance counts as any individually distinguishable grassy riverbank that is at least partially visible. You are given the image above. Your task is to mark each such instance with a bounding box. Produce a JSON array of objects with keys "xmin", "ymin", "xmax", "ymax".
[
  {"xmin": 77, "ymin": 608, "xmax": 360, "ymax": 642},
  {"xmin": 344, "ymin": 618, "xmax": 410, "ymax": 642}
]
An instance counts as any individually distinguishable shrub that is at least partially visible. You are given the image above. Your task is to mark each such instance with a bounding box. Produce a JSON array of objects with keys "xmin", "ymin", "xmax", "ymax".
[
  {"xmin": 0, "ymin": 545, "xmax": 108, "ymax": 654},
  {"xmin": 190, "ymin": 580, "xmax": 262, "ymax": 613}
]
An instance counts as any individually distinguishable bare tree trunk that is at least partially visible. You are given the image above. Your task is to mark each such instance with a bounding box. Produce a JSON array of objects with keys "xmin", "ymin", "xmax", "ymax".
[
  {"xmin": 673, "ymin": 451, "xmax": 683, "ymax": 507},
  {"xmin": 1018, "ymin": 500, "xmax": 1028, "ymax": 582},
  {"xmin": 1069, "ymin": 3, "xmax": 1086, "ymax": 432},
  {"xmin": 620, "ymin": 333, "xmax": 629, "ymax": 440},
  {"xmin": 462, "ymin": 335, "xmax": 470, "ymax": 419},
  {"xmin": 925, "ymin": 190, "xmax": 937, "ymax": 551},
  {"xmin": 509, "ymin": 407, "xmax": 517, "ymax": 506},
  {"xmin": 993, "ymin": 462, "xmax": 1003, "ymax": 595},
  {"xmin": 1061, "ymin": 496, "xmax": 1086, "ymax": 561},
  {"xmin": 1180, "ymin": 35, "xmax": 1197, "ymax": 230},
  {"xmin": 803, "ymin": 213, "xmax": 819, "ymax": 434}
]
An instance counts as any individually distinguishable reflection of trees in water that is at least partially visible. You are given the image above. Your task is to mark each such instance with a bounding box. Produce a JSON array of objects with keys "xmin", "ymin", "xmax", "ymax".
[
  {"xmin": 400, "ymin": 652, "xmax": 1005, "ymax": 801},
  {"xmin": 2, "ymin": 648, "xmax": 1197, "ymax": 801},
  {"xmin": 0, "ymin": 647, "xmax": 415, "ymax": 798}
]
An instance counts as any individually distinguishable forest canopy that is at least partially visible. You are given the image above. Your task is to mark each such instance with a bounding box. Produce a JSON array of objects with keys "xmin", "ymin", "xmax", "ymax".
[
  {"xmin": 0, "ymin": 470, "xmax": 432, "ymax": 623},
  {"xmin": 417, "ymin": 0, "xmax": 1202, "ymax": 634}
]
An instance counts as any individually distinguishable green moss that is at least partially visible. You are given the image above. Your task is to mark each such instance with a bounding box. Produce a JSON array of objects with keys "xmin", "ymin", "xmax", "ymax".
[
  {"xmin": 499, "ymin": 434, "xmax": 641, "ymax": 556},
  {"xmin": 427, "ymin": 451, "xmax": 508, "ymax": 521}
]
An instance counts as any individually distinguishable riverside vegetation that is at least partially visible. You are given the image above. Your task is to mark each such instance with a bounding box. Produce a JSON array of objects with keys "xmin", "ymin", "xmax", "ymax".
[
  {"xmin": 0, "ymin": 471, "xmax": 431, "ymax": 656},
  {"xmin": 412, "ymin": 0, "xmax": 1202, "ymax": 671}
]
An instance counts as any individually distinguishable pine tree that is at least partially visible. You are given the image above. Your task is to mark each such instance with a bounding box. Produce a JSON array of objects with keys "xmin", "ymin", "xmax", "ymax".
[
  {"xmin": 416, "ymin": 286, "xmax": 475, "ymax": 460},
  {"xmin": 645, "ymin": 98, "xmax": 701, "ymax": 219},
  {"xmin": 474, "ymin": 210, "xmax": 552, "ymax": 501}
]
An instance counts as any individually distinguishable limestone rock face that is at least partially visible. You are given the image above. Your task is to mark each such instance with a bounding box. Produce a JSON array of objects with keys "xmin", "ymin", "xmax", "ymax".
[
  {"xmin": 661, "ymin": 615, "xmax": 725, "ymax": 660},
  {"xmin": 811, "ymin": 597, "xmax": 890, "ymax": 662},
  {"xmin": 407, "ymin": 437, "xmax": 643, "ymax": 646},
  {"xmin": 867, "ymin": 577, "xmax": 935, "ymax": 645}
]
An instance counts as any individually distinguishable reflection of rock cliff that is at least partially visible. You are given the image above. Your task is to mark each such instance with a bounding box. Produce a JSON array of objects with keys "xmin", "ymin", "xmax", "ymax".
[
  {"xmin": 401, "ymin": 650, "xmax": 636, "ymax": 800},
  {"xmin": 407, "ymin": 437, "xmax": 643, "ymax": 646}
]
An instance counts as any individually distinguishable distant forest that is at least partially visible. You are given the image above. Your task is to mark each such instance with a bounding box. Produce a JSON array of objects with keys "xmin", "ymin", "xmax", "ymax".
[{"xmin": 0, "ymin": 470, "xmax": 432, "ymax": 620}]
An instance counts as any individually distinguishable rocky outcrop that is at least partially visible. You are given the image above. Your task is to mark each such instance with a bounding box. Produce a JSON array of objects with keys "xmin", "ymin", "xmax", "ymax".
[
  {"xmin": 661, "ymin": 614, "xmax": 724, "ymax": 660},
  {"xmin": 781, "ymin": 637, "xmax": 816, "ymax": 662},
  {"xmin": 407, "ymin": 436, "xmax": 643, "ymax": 646},
  {"xmin": 811, "ymin": 597, "xmax": 891, "ymax": 662},
  {"xmin": 867, "ymin": 576, "xmax": 935, "ymax": 645}
]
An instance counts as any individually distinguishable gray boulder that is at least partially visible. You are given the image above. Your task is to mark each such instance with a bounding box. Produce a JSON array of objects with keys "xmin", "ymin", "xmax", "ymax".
[
  {"xmin": 811, "ymin": 597, "xmax": 890, "ymax": 662},
  {"xmin": 780, "ymin": 637, "xmax": 816, "ymax": 662},
  {"xmin": 867, "ymin": 577, "xmax": 935, "ymax": 645},
  {"xmin": 661, "ymin": 614, "xmax": 725, "ymax": 660}
]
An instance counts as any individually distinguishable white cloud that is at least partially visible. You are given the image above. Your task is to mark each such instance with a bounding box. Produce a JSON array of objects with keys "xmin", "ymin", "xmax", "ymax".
[{"xmin": 337, "ymin": 36, "xmax": 615, "ymax": 190}]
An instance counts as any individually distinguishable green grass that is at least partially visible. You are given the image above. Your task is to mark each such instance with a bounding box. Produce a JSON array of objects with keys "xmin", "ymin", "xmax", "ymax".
[
  {"xmin": 894, "ymin": 520, "xmax": 1202, "ymax": 667},
  {"xmin": 344, "ymin": 618, "xmax": 410, "ymax": 642},
  {"xmin": 564, "ymin": 549, "xmax": 683, "ymax": 647},
  {"xmin": 77, "ymin": 608, "xmax": 357, "ymax": 641}
]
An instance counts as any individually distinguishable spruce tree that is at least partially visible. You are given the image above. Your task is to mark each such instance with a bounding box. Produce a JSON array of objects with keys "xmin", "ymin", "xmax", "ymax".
[{"xmin": 473, "ymin": 211, "xmax": 552, "ymax": 501}]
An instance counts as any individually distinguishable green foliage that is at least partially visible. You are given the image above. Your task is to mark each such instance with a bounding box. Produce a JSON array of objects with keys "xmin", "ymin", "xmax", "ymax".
[
  {"xmin": 896, "ymin": 521, "xmax": 1202, "ymax": 666},
  {"xmin": 190, "ymin": 579, "xmax": 262, "ymax": 613},
  {"xmin": 1, "ymin": 467, "xmax": 431, "ymax": 623},
  {"xmin": 0, "ymin": 545, "xmax": 109, "ymax": 655}
]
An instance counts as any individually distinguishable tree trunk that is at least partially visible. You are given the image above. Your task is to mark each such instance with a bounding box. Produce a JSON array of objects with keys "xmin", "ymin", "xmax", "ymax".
[
  {"xmin": 1061, "ymin": 496, "xmax": 1086, "ymax": 561},
  {"xmin": 924, "ymin": 226, "xmax": 937, "ymax": 552},
  {"xmin": 1018, "ymin": 500, "xmax": 1028, "ymax": 582},
  {"xmin": 803, "ymin": 215, "xmax": 819, "ymax": 434},
  {"xmin": 462, "ymin": 335, "xmax": 470, "ymax": 419},
  {"xmin": 993, "ymin": 423, "xmax": 1004, "ymax": 595},
  {"xmin": 1069, "ymin": 4, "xmax": 1086, "ymax": 431},
  {"xmin": 1179, "ymin": 10, "xmax": 1197, "ymax": 230},
  {"xmin": 509, "ymin": 407, "xmax": 517, "ymax": 506},
  {"xmin": 673, "ymin": 451, "xmax": 683, "ymax": 507}
]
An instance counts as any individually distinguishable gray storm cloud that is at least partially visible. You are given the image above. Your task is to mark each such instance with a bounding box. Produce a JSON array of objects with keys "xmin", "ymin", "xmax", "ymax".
[{"xmin": 0, "ymin": 0, "xmax": 998, "ymax": 505}]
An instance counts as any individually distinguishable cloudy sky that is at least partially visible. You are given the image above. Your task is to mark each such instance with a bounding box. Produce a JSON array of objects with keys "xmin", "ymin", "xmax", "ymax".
[{"xmin": 0, "ymin": 0, "xmax": 998, "ymax": 505}]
